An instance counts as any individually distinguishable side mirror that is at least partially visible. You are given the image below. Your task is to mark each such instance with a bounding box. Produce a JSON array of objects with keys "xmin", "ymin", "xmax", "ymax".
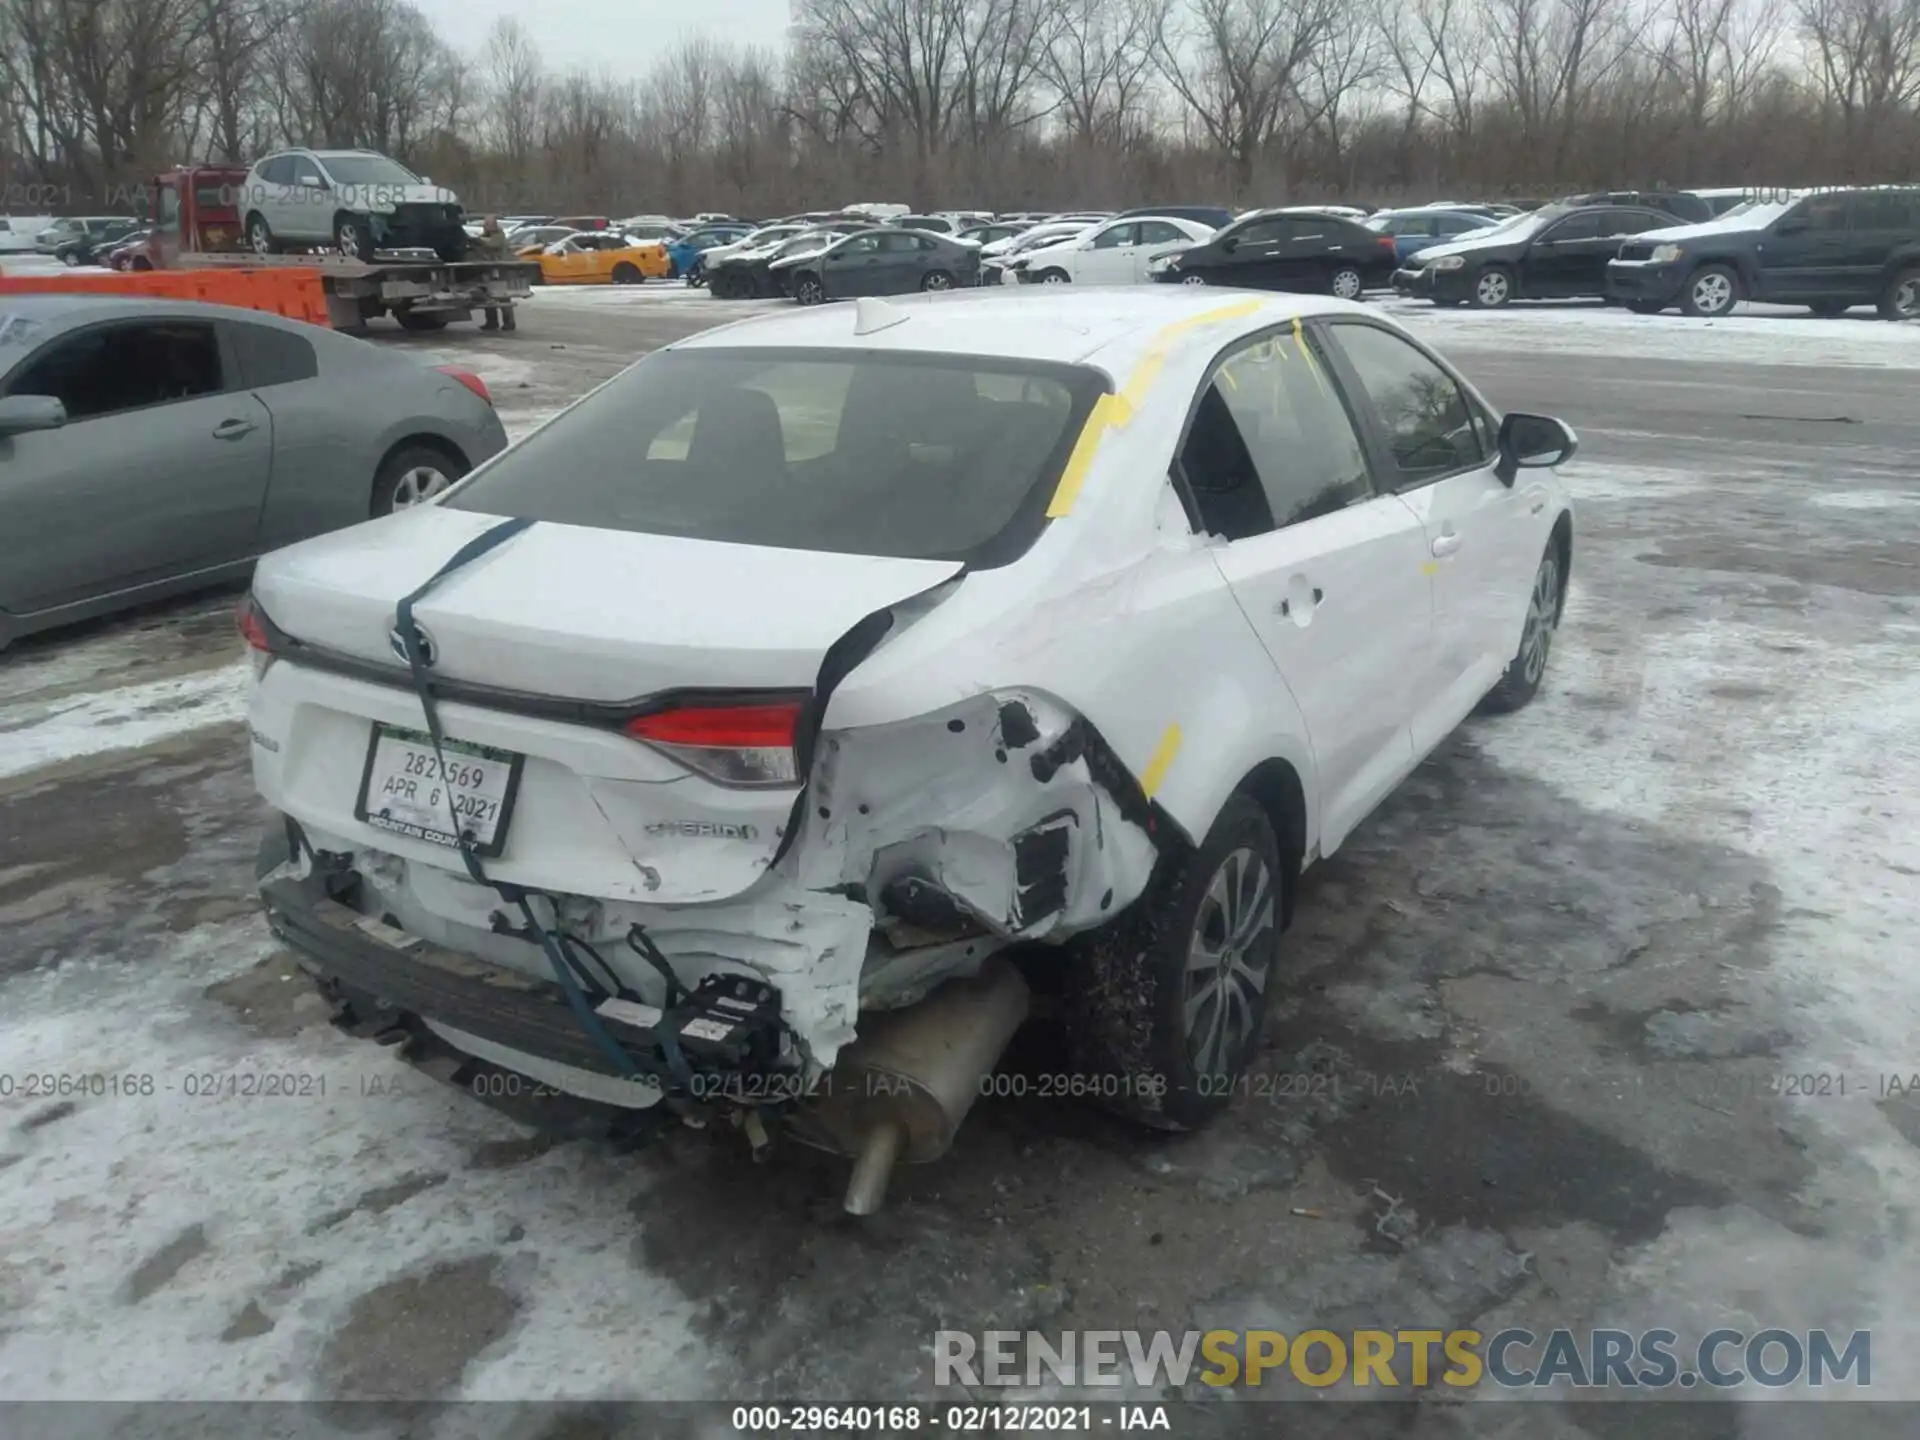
[
  {"xmin": 1221, "ymin": 235, "xmax": 1240, "ymax": 253},
  {"xmin": 1496, "ymin": 412, "xmax": 1577, "ymax": 483},
  {"xmin": 0, "ymin": 394, "xmax": 68, "ymax": 437}
]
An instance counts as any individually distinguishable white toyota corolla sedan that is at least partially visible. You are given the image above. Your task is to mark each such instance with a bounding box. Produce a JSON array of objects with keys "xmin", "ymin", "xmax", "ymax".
[{"xmin": 245, "ymin": 288, "xmax": 1576, "ymax": 1210}]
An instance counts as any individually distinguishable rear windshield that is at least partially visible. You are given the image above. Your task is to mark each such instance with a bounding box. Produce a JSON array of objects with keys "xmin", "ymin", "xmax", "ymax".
[{"xmin": 446, "ymin": 347, "xmax": 1108, "ymax": 568}]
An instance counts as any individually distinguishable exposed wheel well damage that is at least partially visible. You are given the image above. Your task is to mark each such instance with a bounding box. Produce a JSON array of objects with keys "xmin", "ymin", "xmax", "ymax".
[{"xmin": 1234, "ymin": 758, "xmax": 1306, "ymax": 931}]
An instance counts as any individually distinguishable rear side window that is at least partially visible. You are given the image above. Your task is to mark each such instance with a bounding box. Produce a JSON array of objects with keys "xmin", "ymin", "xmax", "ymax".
[
  {"xmin": 1177, "ymin": 330, "xmax": 1374, "ymax": 541},
  {"xmin": 448, "ymin": 348, "xmax": 1106, "ymax": 569},
  {"xmin": 1793, "ymin": 194, "xmax": 1849, "ymax": 232},
  {"xmin": 226, "ymin": 320, "xmax": 318, "ymax": 387},
  {"xmin": 1604, "ymin": 211, "xmax": 1667, "ymax": 236},
  {"xmin": 1323, "ymin": 322, "xmax": 1486, "ymax": 479},
  {"xmin": 1542, "ymin": 213, "xmax": 1603, "ymax": 241},
  {"xmin": 1851, "ymin": 192, "xmax": 1918, "ymax": 230}
]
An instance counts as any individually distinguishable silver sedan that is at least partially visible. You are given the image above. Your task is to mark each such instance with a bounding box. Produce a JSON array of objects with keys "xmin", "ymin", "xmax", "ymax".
[{"xmin": 0, "ymin": 294, "xmax": 507, "ymax": 648}]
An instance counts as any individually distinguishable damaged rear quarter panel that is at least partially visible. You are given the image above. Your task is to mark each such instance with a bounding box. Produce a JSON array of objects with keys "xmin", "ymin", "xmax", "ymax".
[{"xmin": 821, "ymin": 348, "xmax": 1323, "ymax": 877}]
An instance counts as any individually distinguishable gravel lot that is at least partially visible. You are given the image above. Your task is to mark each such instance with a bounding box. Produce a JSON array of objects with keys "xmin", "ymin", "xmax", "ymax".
[{"xmin": 1, "ymin": 282, "xmax": 1917, "ymax": 1436}]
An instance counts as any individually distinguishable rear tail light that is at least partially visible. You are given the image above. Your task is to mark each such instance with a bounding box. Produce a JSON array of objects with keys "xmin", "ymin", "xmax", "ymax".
[
  {"xmin": 1377, "ymin": 235, "xmax": 1397, "ymax": 253},
  {"xmin": 435, "ymin": 365, "xmax": 492, "ymax": 405},
  {"xmin": 625, "ymin": 699, "xmax": 806, "ymax": 787},
  {"xmin": 237, "ymin": 593, "xmax": 276, "ymax": 677}
]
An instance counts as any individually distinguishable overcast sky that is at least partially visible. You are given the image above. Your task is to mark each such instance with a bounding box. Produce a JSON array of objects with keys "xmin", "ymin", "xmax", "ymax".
[{"xmin": 418, "ymin": 1, "xmax": 794, "ymax": 79}]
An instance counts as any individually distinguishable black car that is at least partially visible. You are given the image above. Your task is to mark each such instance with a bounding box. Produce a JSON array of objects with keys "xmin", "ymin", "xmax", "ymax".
[
  {"xmin": 1564, "ymin": 190, "xmax": 1714, "ymax": 224},
  {"xmin": 1391, "ymin": 203, "xmax": 1680, "ymax": 307},
  {"xmin": 705, "ymin": 222, "xmax": 869, "ymax": 299},
  {"xmin": 1115, "ymin": 204, "xmax": 1237, "ymax": 230},
  {"xmin": 53, "ymin": 219, "xmax": 140, "ymax": 266},
  {"xmin": 1150, "ymin": 208, "xmax": 1399, "ymax": 297},
  {"xmin": 777, "ymin": 228, "xmax": 982, "ymax": 304},
  {"xmin": 1607, "ymin": 187, "xmax": 1920, "ymax": 319}
]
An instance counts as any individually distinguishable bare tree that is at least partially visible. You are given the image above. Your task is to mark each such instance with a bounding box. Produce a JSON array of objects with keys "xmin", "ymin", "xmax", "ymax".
[
  {"xmin": 1153, "ymin": 0, "xmax": 1341, "ymax": 198},
  {"xmin": 1044, "ymin": 0, "xmax": 1167, "ymax": 145},
  {"xmin": 483, "ymin": 17, "xmax": 543, "ymax": 179}
]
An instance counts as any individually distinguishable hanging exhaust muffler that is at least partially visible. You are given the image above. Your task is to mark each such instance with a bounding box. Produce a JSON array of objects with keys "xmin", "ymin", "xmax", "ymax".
[{"xmin": 788, "ymin": 958, "xmax": 1030, "ymax": 1215}]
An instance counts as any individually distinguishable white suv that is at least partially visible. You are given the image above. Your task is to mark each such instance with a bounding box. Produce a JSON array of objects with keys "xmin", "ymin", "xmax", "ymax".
[
  {"xmin": 240, "ymin": 148, "xmax": 467, "ymax": 261},
  {"xmin": 245, "ymin": 289, "xmax": 1575, "ymax": 1209}
]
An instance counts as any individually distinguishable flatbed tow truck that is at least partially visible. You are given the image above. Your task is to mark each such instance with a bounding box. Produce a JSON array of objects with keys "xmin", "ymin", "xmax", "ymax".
[{"xmin": 2, "ymin": 165, "xmax": 536, "ymax": 333}]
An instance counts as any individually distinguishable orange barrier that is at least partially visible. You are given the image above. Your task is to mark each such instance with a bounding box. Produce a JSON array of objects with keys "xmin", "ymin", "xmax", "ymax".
[{"xmin": 0, "ymin": 267, "xmax": 334, "ymax": 328}]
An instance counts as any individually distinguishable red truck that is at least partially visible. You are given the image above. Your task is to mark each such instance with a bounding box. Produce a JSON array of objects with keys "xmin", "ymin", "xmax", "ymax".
[{"xmin": 111, "ymin": 165, "xmax": 537, "ymax": 332}]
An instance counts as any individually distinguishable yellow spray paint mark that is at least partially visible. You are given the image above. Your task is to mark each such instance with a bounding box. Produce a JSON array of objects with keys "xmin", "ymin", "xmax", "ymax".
[
  {"xmin": 1139, "ymin": 723, "xmax": 1184, "ymax": 798},
  {"xmin": 1046, "ymin": 391, "xmax": 1131, "ymax": 517},
  {"xmin": 1422, "ymin": 560, "xmax": 1440, "ymax": 576},
  {"xmin": 1044, "ymin": 297, "xmax": 1272, "ymax": 517}
]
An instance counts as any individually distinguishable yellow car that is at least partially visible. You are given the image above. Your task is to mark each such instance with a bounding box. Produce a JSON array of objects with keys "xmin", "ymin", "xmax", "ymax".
[{"xmin": 533, "ymin": 231, "xmax": 672, "ymax": 285}]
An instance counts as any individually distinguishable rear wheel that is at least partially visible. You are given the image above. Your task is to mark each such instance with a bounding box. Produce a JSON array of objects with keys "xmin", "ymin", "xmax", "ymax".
[
  {"xmin": 1329, "ymin": 264, "xmax": 1364, "ymax": 300},
  {"xmin": 372, "ymin": 443, "xmax": 468, "ymax": 516},
  {"xmin": 920, "ymin": 269, "xmax": 953, "ymax": 291},
  {"xmin": 1879, "ymin": 266, "xmax": 1920, "ymax": 321},
  {"xmin": 1060, "ymin": 794, "xmax": 1281, "ymax": 1132},
  {"xmin": 1680, "ymin": 264, "xmax": 1739, "ymax": 318},
  {"xmin": 611, "ymin": 262, "xmax": 642, "ymax": 285},
  {"xmin": 1470, "ymin": 266, "xmax": 1514, "ymax": 307}
]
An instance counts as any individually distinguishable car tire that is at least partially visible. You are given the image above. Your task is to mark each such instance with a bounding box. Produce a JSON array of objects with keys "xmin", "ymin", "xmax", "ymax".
[
  {"xmin": 611, "ymin": 262, "xmax": 642, "ymax": 285},
  {"xmin": 1877, "ymin": 266, "xmax": 1920, "ymax": 322},
  {"xmin": 60, "ymin": 251, "xmax": 78, "ymax": 267},
  {"xmin": 1479, "ymin": 542, "xmax": 1564, "ymax": 714},
  {"xmin": 1180, "ymin": 272, "xmax": 1209, "ymax": 286},
  {"xmin": 920, "ymin": 269, "xmax": 954, "ymax": 291},
  {"xmin": 1808, "ymin": 299, "xmax": 1850, "ymax": 318},
  {"xmin": 1059, "ymin": 793, "xmax": 1282, "ymax": 1133},
  {"xmin": 793, "ymin": 273, "xmax": 825, "ymax": 305},
  {"xmin": 684, "ymin": 263, "xmax": 705, "ymax": 288},
  {"xmin": 1469, "ymin": 265, "xmax": 1514, "ymax": 308},
  {"xmin": 1037, "ymin": 268, "xmax": 1070, "ymax": 284},
  {"xmin": 1680, "ymin": 264, "xmax": 1740, "ymax": 318},
  {"xmin": 246, "ymin": 214, "xmax": 279, "ymax": 255},
  {"xmin": 371, "ymin": 443, "xmax": 469, "ymax": 516},
  {"xmin": 1329, "ymin": 264, "xmax": 1365, "ymax": 300},
  {"xmin": 334, "ymin": 213, "xmax": 379, "ymax": 261},
  {"xmin": 392, "ymin": 306, "xmax": 449, "ymax": 332}
]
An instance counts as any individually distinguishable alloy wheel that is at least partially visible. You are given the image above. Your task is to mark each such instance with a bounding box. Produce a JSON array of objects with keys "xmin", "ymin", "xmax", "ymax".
[
  {"xmin": 388, "ymin": 465, "xmax": 451, "ymax": 510},
  {"xmin": 1895, "ymin": 276, "xmax": 1919, "ymax": 320},
  {"xmin": 1331, "ymin": 268, "xmax": 1363, "ymax": 300},
  {"xmin": 1521, "ymin": 553, "xmax": 1560, "ymax": 685},
  {"xmin": 1475, "ymin": 270, "xmax": 1510, "ymax": 306},
  {"xmin": 923, "ymin": 271, "xmax": 951, "ymax": 290},
  {"xmin": 1690, "ymin": 271, "xmax": 1733, "ymax": 316},
  {"xmin": 1182, "ymin": 846, "xmax": 1275, "ymax": 1074}
]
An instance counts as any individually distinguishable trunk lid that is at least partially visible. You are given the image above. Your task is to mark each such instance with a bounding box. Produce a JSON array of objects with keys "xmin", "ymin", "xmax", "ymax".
[
  {"xmin": 248, "ymin": 509, "xmax": 962, "ymax": 904},
  {"xmin": 252, "ymin": 507, "xmax": 962, "ymax": 701}
]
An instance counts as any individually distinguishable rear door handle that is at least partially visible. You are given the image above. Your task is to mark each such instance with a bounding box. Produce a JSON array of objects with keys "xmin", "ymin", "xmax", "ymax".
[
  {"xmin": 213, "ymin": 418, "xmax": 256, "ymax": 440},
  {"xmin": 1431, "ymin": 531, "xmax": 1463, "ymax": 557}
]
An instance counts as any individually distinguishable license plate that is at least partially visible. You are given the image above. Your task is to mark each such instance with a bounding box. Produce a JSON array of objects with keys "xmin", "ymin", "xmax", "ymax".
[{"xmin": 354, "ymin": 723, "xmax": 523, "ymax": 857}]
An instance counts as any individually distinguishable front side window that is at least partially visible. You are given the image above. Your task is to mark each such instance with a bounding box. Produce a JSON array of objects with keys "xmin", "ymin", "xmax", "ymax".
[
  {"xmin": 1541, "ymin": 213, "xmax": 1603, "ymax": 242},
  {"xmin": 6, "ymin": 322, "xmax": 224, "ymax": 421},
  {"xmin": 1177, "ymin": 330, "xmax": 1375, "ymax": 541},
  {"xmin": 448, "ymin": 348, "xmax": 1105, "ymax": 569},
  {"xmin": 1324, "ymin": 322, "xmax": 1485, "ymax": 479},
  {"xmin": 1090, "ymin": 224, "xmax": 1137, "ymax": 249}
]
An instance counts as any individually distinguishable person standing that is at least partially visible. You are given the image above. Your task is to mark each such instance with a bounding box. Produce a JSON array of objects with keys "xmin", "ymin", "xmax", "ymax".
[{"xmin": 468, "ymin": 215, "xmax": 517, "ymax": 332}]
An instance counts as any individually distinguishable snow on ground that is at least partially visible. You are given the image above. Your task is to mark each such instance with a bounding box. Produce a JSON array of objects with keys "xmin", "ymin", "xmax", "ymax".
[
  {"xmin": 1383, "ymin": 297, "xmax": 1920, "ymax": 367},
  {"xmin": 0, "ymin": 665, "xmax": 249, "ymax": 781},
  {"xmin": 0, "ymin": 914, "xmax": 712, "ymax": 1403}
]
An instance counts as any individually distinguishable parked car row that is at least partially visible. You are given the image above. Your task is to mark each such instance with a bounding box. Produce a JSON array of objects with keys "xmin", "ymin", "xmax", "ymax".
[{"xmin": 1391, "ymin": 186, "xmax": 1920, "ymax": 320}]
